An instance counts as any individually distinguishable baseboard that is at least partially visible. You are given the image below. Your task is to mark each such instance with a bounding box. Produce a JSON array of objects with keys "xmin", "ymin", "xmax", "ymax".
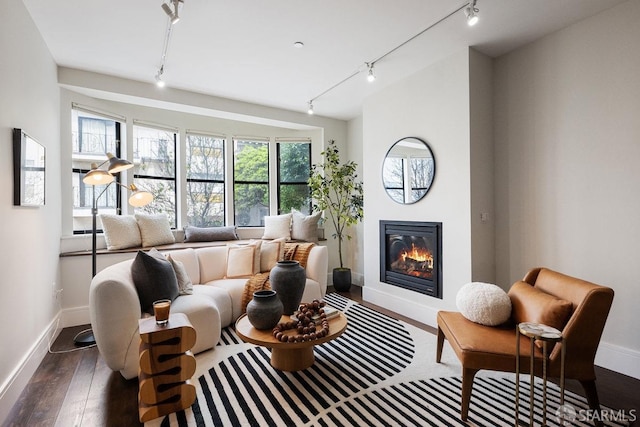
[
  {"xmin": 0, "ymin": 313, "xmax": 61, "ymax": 421},
  {"xmin": 362, "ymin": 286, "xmax": 640, "ymax": 381},
  {"xmin": 596, "ymin": 341, "xmax": 640, "ymax": 380},
  {"xmin": 60, "ymin": 305, "xmax": 90, "ymax": 328}
]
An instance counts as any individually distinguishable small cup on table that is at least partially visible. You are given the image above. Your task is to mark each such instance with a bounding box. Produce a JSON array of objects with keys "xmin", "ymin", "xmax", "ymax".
[{"xmin": 153, "ymin": 299, "xmax": 171, "ymax": 326}]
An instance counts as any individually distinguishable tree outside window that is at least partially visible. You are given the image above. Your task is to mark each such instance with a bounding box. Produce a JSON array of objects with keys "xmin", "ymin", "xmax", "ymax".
[
  {"xmin": 133, "ymin": 125, "xmax": 177, "ymax": 227},
  {"xmin": 277, "ymin": 141, "xmax": 311, "ymax": 214},
  {"xmin": 186, "ymin": 134, "xmax": 225, "ymax": 226},
  {"xmin": 234, "ymin": 139, "xmax": 269, "ymax": 226}
]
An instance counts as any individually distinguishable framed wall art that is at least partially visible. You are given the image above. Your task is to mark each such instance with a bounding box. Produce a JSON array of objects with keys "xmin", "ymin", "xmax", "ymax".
[{"xmin": 13, "ymin": 128, "xmax": 46, "ymax": 206}]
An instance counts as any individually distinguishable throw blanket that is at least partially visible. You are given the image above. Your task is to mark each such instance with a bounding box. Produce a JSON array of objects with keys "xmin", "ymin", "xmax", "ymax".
[{"xmin": 241, "ymin": 242, "xmax": 315, "ymax": 313}]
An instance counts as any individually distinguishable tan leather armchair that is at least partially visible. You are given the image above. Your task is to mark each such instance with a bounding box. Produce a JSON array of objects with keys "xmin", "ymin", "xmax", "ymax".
[{"xmin": 436, "ymin": 268, "xmax": 614, "ymax": 422}]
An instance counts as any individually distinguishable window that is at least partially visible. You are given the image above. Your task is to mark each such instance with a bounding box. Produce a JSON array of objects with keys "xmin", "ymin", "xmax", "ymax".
[
  {"xmin": 133, "ymin": 125, "xmax": 177, "ymax": 227},
  {"xmin": 277, "ymin": 141, "xmax": 311, "ymax": 214},
  {"xmin": 233, "ymin": 138, "xmax": 269, "ymax": 226},
  {"xmin": 71, "ymin": 109, "xmax": 122, "ymax": 233},
  {"xmin": 186, "ymin": 133, "xmax": 225, "ymax": 226}
]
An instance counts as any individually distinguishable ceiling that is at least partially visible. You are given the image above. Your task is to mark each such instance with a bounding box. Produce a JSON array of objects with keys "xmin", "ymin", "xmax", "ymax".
[{"xmin": 22, "ymin": 0, "xmax": 626, "ymax": 121}]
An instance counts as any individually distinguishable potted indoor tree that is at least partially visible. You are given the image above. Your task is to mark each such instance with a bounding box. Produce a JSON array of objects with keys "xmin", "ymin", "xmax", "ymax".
[{"xmin": 308, "ymin": 140, "xmax": 364, "ymax": 291}]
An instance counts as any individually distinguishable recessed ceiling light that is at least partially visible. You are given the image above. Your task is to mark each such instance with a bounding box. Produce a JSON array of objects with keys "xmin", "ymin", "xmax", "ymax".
[{"xmin": 293, "ymin": 41, "xmax": 304, "ymax": 48}]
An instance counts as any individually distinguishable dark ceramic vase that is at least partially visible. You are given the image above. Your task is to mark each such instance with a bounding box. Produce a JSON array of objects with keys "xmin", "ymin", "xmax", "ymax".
[
  {"xmin": 332, "ymin": 268, "xmax": 352, "ymax": 292},
  {"xmin": 246, "ymin": 290, "xmax": 283, "ymax": 330},
  {"xmin": 270, "ymin": 260, "xmax": 306, "ymax": 315}
]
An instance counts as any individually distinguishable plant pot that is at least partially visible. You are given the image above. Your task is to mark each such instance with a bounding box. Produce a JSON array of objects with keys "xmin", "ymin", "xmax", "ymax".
[
  {"xmin": 246, "ymin": 290, "xmax": 283, "ymax": 330},
  {"xmin": 270, "ymin": 260, "xmax": 306, "ymax": 315},
  {"xmin": 332, "ymin": 268, "xmax": 352, "ymax": 292}
]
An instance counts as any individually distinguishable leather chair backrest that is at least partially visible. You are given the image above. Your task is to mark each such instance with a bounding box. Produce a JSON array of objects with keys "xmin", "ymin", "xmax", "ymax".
[{"xmin": 523, "ymin": 267, "xmax": 614, "ymax": 378}]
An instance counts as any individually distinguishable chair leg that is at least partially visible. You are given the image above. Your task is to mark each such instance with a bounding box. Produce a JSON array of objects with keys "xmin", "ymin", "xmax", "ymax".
[
  {"xmin": 461, "ymin": 367, "xmax": 479, "ymax": 421},
  {"xmin": 436, "ymin": 327, "xmax": 445, "ymax": 363},
  {"xmin": 579, "ymin": 380, "xmax": 604, "ymax": 427}
]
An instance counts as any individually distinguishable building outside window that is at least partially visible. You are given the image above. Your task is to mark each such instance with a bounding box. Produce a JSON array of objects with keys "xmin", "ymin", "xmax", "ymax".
[
  {"xmin": 133, "ymin": 124, "xmax": 177, "ymax": 227},
  {"xmin": 186, "ymin": 133, "xmax": 225, "ymax": 227},
  {"xmin": 277, "ymin": 140, "xmax": 311, "ymax": 214},
  {"xmin": 233, "ymin": 138, "xmax": 269, "ymax": 226},
  {"xmin": 71, "ymin": 108, "xmax": 122, "ymax": 233}
]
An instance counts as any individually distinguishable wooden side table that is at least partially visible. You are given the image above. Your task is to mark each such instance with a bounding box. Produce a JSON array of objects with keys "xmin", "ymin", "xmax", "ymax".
[
  {"xmin": 138, "ymin": 313, "xmax": 197, "ymax": 423},
  {"xmin": 515, "ymin": 322, "xmax": 566, "ymax": 427}
]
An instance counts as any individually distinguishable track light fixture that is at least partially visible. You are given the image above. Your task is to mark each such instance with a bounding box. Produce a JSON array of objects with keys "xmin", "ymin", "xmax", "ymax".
[
  {"xmin": 304, "ymin": 3, "xmax": 476, "ymax": 114},
  {"xmin": 366, "ymin": 63, "xmax": 376, "ymax": 82},
  {"xmin": 465, "ymin": 0, "xmax": 479, "ymax": 26},
  {"xmin": 155, "ymin": 67, "xmax": 165, "ymax": 87},
  {"xmin": 162, "ymin": 0, "xmax": 182, "ymax": 25},
  {"xmin": 154, "ymin": 1, "xmax": 185, "ymax": 87}
]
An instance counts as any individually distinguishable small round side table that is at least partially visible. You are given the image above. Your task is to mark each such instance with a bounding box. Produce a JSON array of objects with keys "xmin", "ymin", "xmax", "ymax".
[{"xmin": 515, "ymin": 322, "xmax": 566, "ymax": 426}]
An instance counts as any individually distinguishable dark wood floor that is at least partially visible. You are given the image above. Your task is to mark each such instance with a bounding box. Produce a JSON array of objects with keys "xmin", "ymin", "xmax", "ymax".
[{"xmin": 4, "ymin": 287, "xmax": 639, "ymax": 426}]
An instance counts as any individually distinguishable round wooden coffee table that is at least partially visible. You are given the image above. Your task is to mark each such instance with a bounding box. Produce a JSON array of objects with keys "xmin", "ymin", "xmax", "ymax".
[{"xmin": 235, "ymin": 312, "xmax": 348, "ymax": 371}]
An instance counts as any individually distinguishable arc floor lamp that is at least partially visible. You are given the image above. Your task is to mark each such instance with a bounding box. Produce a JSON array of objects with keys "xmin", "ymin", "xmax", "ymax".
[{"xmin": 74, "ymin": 152, "xmax": 153, "ymax": 345}]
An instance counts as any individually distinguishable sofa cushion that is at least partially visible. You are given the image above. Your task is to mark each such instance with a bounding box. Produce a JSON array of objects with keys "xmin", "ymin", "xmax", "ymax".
[
  {"xmin": 456, "ymin": 282, "xmax": 512, "ymax": 326},
  {"xmin": 290, "ymin": 209, "xmax": 321, "ymax": 242},
  {"xmin": 262, "ymin": 213, "xmax": 292, "ymax": 240},
  {"xmin": 168, "ymin": 294, "xmax": 222, "ymax": 353},
  {"xmin": 135, "ymin": 213, "xmax": 175, "ymax": 247},
  {"xmin": 100, "ymin": 214, "xmax": 142, "ymax": 250},
  {"xmin": 184, "ymin": 225, "xmax": 238, "ymax": 242},
  {"xmin": 508, "ymin": 281, "xmax": 573, "ymax": 331},
  {"xmin": 131, "ymin": 249, "xmax": 179, "ymax": 314},
  {"xmin": 192, "ymin": 284, "xmax": 234, "ymax": 326}
]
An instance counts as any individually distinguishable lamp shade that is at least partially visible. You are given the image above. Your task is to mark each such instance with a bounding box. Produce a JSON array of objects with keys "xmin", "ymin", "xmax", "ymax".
[
  {"xmin": 107, "ymin": 152, "xmax": 134, "ymax": 174},
  {"xmin": 128, "ymin": 184, "xmax": 154, "ymax": 207},
  {"xmin": 83, "ymin": 163, "xmax": 115, "ymax": 185}
]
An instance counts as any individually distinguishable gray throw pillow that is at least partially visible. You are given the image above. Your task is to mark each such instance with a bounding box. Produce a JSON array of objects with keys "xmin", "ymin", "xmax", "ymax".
[
  {"xmin": 184, "ymin": 225, "xmax": 238, "ymax": 242},
  {"xmin": 131, "ymin": 249, "xmax": 179, "ymax": 314}
]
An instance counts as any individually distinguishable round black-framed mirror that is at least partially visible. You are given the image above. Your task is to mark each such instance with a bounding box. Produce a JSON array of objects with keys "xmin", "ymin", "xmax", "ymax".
[{"xmin": 382, "ymin": 137, "xmax": 435, "ymax": 204}]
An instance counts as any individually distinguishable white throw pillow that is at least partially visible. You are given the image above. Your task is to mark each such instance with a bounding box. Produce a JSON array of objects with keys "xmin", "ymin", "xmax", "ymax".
[
  {"xmin": 260, "ymin": 237, "xmax": 286, "ymax": 272},
  {"xmin": 456, "ymin": 282, "xmax": 512, "ymax": 326},
  {"xmin": 290, "ymin": 209, "xmax": 321, "ymax": 242},
  {"xmin": 166, "ymin": 253, "xmax": 194, "ymax": 295},
  {"xmin": 99, "ymin": 214, "xmax": 142, "ymax": 250},
  {"xmin": 225, "ymin": 246, "xmax": 256, "ymax": 278},
  {"xmin": 135, "ymin": 213, "xmax": 175, "ymax": 247},
  {"xmin": 262, "ymin": 213, "xmax": 292, "ymax": 240}
]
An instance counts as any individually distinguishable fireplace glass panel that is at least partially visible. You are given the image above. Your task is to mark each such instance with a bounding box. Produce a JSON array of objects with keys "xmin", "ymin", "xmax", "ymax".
[{"xmin": 380, "ymin": 220, "xmax": 442, "ymax": 298}]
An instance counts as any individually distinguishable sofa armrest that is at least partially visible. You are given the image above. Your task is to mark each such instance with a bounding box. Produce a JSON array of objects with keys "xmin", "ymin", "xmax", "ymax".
[
  {"xmin": 89, "ymin": 259, "xmax": 142, "ymax": 378},
  {"xmin": 306, "ymin": 245, "xmax": 328, "ymax": 295}
]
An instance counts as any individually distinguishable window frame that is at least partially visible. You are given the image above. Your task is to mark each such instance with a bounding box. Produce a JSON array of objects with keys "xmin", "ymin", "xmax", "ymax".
[
  {"xmin": 132, "ymin": 124, "xmax": 178, "ymax": 228},
  {"xmin": 276, "ymin": 140, "xmax": 312, "ymax": 215},
  {"xmin": 71, "ymin": 110, "xmax": 124, "ymax": 234},
  {"xmin": 185, "ymin": 132, "xmax": 226, "ymax": 227},
  {"xmin": 232, "ymin": 137, "xmax": 270, "ymax": 227}
]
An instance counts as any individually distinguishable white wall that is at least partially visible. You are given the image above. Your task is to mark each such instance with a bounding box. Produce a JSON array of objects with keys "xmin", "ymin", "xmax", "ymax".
[
  {"xmin": 0, "ymin": 0, "xmax": 61, "ymax": 419},
  {"xmin": 361, "ymin": 48, "xmax": 494, "ymax": 326},
  {"xmin": 494, "ymin": 0, "xmax": 640, "ymax": 378}
]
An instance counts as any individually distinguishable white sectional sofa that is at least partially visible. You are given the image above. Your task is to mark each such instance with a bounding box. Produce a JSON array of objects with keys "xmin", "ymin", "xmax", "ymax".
[{"xmin": 89, "ymin": 245, "xmax": 328, "ymax": 379}]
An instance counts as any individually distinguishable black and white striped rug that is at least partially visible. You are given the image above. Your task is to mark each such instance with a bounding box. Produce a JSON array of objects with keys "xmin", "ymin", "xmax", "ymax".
[{"xmin": 146, "ymin": 294, "xmax": 629, "ymax": 427}]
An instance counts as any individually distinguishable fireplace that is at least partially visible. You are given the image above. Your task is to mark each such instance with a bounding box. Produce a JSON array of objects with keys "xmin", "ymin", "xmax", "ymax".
[{"xmin": 380, "ymin": 220, "xmax": 442, "ymax": 298}]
